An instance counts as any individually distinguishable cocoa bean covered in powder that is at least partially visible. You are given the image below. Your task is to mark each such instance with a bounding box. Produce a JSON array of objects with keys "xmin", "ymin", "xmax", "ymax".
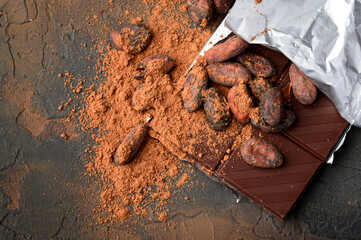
[
  {"xmin": 227, "ymin": 84, "xmax": 253, "ymax": 124},
  {"xmin": 204, "ymin": 88, "xmax": 231, "ymax": 130},
  {"xmin": 182, "ymin": 66, "xmax": 208, "ymax": 112},
  {"xmin": 235, "ymin": 52, "xmax": 275, "ymax": 78},
  {"xmin": 111, "ymin": 24, "xmax": 151, "ymax": 55},
  {"xmin": 114, "ymin": 123, "xmax": 148, "ymax": 165},
  {"xmin": 249, "ymin": 77, "xmax": 272, "ymax": 100},
  {"xmin": 135, "ymin": 54, "xmax": 174, "ymax": 80}
]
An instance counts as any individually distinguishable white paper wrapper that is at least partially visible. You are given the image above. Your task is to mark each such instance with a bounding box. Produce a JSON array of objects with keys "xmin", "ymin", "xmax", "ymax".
[{"xmin": 225, "ymin": 0, "xmax": 361, "ymax": 127}]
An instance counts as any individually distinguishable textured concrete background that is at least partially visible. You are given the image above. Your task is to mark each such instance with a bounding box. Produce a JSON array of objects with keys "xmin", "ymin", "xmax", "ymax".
[{"xmin": 0, "ymin": 0, "xmax": 361, "ymax": 239}]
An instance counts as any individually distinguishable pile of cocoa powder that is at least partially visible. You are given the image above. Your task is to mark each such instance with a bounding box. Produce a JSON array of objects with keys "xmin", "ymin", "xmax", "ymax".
[{"xmin": 73, "ymin": 0, "xmax": 253, "ymax": 223}]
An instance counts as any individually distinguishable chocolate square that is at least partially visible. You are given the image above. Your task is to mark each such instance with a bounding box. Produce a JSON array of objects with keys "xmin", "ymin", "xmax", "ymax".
[
  {"xmin": 216, "ymin": 130, "xmax": 323, "ymax": 219},
  {"xmin": 280, "ymin": 73, "xmax": 350, "ymax": 160}
]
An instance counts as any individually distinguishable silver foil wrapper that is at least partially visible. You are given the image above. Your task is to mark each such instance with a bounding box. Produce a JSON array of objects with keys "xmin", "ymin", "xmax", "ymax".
[{"xmin": 225, "ymin": 0, "xmax": 361, "ymax": 127}]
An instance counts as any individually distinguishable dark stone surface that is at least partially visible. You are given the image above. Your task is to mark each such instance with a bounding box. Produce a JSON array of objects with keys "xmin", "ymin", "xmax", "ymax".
[{"xmin": 0, "ymin": 0, "xmax": 360, "ymax": 239}]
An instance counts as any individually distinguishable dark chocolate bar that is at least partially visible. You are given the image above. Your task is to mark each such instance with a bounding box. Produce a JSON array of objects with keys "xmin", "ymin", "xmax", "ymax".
[
  {"xmin": 149, "ymin": 44, "xmax": 349, "ymax": 220},
  {"xmin": 186, "ymin": 45, "xmax": 349, "ymax": 219}
]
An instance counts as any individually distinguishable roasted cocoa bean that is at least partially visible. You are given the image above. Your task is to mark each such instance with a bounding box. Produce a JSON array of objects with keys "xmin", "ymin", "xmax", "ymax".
[
  {"xmin": 135, "ymin": 54, "xmax": 175, "ymax": 80},
  {"xmin": 249, "ymin": 77, "xmax": 272, "ymax": 100},
  {"xmin": 204, "ymin": 88, "xmax": 231, "ymax": 130},
  {"xmin": 235, "ymin": 52, "xmax": 275, "ymax": 77},
  {"xmin": 241, "ymin": 137, "xmax": 283, "ymax": 168},
  {"xmin": 227, "ymin": 84, "xmax": 253, "ymax": 124},
  {"xmin": 114, "ymin": 123, "xmax": 148, "ymax": 165},
  {"xmin": 111, "ymin": 24, "xmax": 151, "ymax": 55},
  {"xmin": 204, "ymin": 34, "xmax": 249, "ymax": 63},
  {"xmin": 213, "ymin": 0, "xmax": 234, "ymax": 14},
  {"xmin": 182, "ymin": 66, "xmax": 208, "ymax": 112},
  {"xmin": 206, "ymin": 62, "xmax": 252, "ymax": 87},
  {"xmin": 260, "ymin": 87, "xmax": 284, "ymax": 127},
  {"xmin": 251, "ymin": 110, "xmax": 295, "ymax": 132},
  {"xmin": 289, "ymin": 63, "xmax": 317, "ymax": 105},
  {"xmin": 187, "ymin": 0, "xmax": 213, "ymax": 27}
]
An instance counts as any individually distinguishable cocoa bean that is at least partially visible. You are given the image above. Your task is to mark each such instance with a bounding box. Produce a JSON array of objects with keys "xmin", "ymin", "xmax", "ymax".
[
  {"xmin": 204, "ymin": 88, "xmax": 231, "ymax": 130},
  {"xmin": 213, "ymin": 0, "xmax": 234, "ymax": 14},
  {"xmin": 111, "ymin": 24, "xmax": 151, "ymax": 55},
  {"xmin": 249, "ymin": 77, "xmax": 272, "ymax": 100},
  {"xmin": 204, "ymin": 34, "xmax": 248, "ymax": 63},
  {"xmin": 259, "ymin": 87, "xmax": 284, "ymax": 127},
  {"xmin": 251, "ymin": 110, "xmax": 295, "ymax": 132},
  {"xmin": 282, "ymin": 82, "xmax": 292, "ymax": 106},
  {"xmin": 187, "ymin": 0, "xmax": 213, "ymax": 27},
  {"xmin": 227, "ymin": 84, "xmax": 253, "ymax": 124},
  {"xmin": 289, "ymin": 63, "xmax": 317, "ymax": 105},
  {"xmin": 241, "ymin": 137, "xmax": 283, "ymax": 168},
  {"xmin": 132, "ymin": 83, "xmax": 150, "ymax": 111},
  {"xmin": 135, "ymin": 54, "xmax": 175, "ymax": 80},
  {"xmin": 206, "ymin": 62, "xmax": 252, "ymax": 87},
  {"xmin": 114, "ymin": 124, "xmax": 148, "ymax": 165},
  {"xmin": 235, "ymin": 52, "xmax": 275, "ymax": 77},
  {"xmin": 182, "ymin": 66, "xmax": 208, "ymax": 112}
]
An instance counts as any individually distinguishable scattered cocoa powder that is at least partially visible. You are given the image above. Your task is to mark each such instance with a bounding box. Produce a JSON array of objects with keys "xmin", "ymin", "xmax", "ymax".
[
  {"xmin": 231, "ymin": 84, "xmax": 254, "ymax": 115},
  {"xmin": 0, "ymin": 165, "xmax": 29, "ymax": 210},
  {"xmin": 74, "ymin": 0, "xmax": 216, "ymax": 223},
  {"xmin": 68, "ymin": 0, "xmax": 255, "ymax": 224},
  {"xmin": 250, "ymin": 28, "xmax": 272, "ymax": 42},
  {"xmin": 177, "ymin": 173, "xmax": 190, "ymax": 187},
  {"xmin": 232, "ymin": 123, "xmax": 253, "ymax": 150}
]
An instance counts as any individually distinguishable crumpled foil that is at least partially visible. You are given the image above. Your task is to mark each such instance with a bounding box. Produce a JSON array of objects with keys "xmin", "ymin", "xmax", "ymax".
[{"xmin": 225, "ymin": 0, "xmax": 361, "ymax": 127}]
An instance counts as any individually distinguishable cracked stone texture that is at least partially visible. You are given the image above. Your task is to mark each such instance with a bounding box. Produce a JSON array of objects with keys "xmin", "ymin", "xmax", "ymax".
[{"xmin": 0, "ymin": 0, "xmax": 361, "ymax": 239}]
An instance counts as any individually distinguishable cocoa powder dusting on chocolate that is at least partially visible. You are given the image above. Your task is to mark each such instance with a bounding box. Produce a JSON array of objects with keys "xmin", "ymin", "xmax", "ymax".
[{"xmin": 232, "ymin": 124, "xmax": 253, "ymax": 150}]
